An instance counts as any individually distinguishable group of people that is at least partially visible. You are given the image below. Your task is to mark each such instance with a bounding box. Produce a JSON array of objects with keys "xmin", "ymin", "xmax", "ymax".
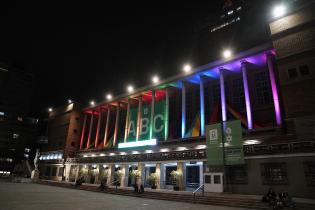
[
  {"xmin": 133, "ymin": 184, "xmax": 145, "ymax": 193},
  {"xmin": 262, "ymin": 188, "xmax": 296, "ymax": 209}
]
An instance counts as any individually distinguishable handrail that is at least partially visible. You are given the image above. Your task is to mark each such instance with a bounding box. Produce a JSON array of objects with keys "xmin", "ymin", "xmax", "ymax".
[{"xmin": 193, "ymin": 184, "xmax": 204, "ymax": 202}]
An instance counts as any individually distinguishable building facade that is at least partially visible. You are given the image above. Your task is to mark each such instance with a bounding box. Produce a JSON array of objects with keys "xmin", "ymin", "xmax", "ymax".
[{"xmin": 40, "ymin": 1, "xmax": 315, "ymax": 198}]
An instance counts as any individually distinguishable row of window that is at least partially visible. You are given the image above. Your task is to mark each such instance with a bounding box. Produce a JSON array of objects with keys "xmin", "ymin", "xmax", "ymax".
[
  {"xmin": 227, "ymin": 162, "xmax": 315, "ymax": 186},
  {"xmin": 287, "ymin": 65, "xmax": 310, "ymax": 79}
]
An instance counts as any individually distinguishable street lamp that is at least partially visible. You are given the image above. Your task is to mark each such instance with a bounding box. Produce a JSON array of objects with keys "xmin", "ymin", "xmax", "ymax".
[
  {"xmin": 48, "ymin": 107, "xmax": 53, "ymax": 112},
  {"xmin": 106, "ymin": 94, "xmax": 112, "ymax": 100},
  {"xmin": 90, "ymin": 101, "xmax": 95, "ymax": 106},
  {"xmin": 68, "ymin": 99, "xmax": 72, "ymax": 104}
]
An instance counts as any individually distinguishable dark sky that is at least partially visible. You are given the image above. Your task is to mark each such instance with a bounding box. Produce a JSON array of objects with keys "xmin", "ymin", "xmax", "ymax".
[{"xmin": 1, "ymin": 1, "xmax": 223, "ymax": 117}]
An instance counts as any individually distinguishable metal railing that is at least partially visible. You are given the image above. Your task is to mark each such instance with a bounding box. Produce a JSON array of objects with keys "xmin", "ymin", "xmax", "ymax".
[{"xmin": 193, "ymin": 184, "xmax": 204, "ymax": 202}]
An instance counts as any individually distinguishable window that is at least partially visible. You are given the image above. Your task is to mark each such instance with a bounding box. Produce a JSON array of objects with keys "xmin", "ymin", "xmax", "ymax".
[
  {"xmin": 205, "ymin": 175, "xmax": 211, "ymax": 184},
  {"xmin": 261, "ymin": 162, "xmax": 288, "ymax": 185},
  {"xmin": 214, "ymin": 175, "xmax": 221, "ymax": 184},
  {"xmin": 304, "ymin": 162, "xmax": 315, "ymax": 186},
  {"xmin": 227, "ymin": 165, "xmax": 248, "ymax": 184},
  {"xmin": 299, "ymin": 65, "xmax": 310, "ymax": 76},
  {"xmin": 255, "ymin": 72, "xmax": 272, "ymax": 105},
  {"xmin": 288, "ymin": 68, "xmax": 298, "ymax": 79},
  {"xmin": 232, "ymin": 78, "xmax": 245, "ymax": 110}
]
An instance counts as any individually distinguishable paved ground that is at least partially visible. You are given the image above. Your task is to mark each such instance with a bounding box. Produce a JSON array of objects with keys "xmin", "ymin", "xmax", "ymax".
[{"xmin": 0, "ymin": 182, "xmax": 254, "ymax": 210}]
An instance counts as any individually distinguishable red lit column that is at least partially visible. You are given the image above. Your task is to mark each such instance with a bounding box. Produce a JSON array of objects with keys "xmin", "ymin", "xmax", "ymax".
[
  {"xmin": 113, "ymin": 102, "xmax": 120, "ymax": 146},
  {"xmin": 79, "ymin": 113, "xmax": 88, "ymax": 150},
  {"xmin": 94, "ymin": 108, "xmax": 102, "ymax": 148},
  {"xmin": 124, "ymin": 99, "xmax": 131, "ymax": 142},
  {"xmin": 136, "ymin": 96, "xmax": 142, "ymax": 140},
  {"xmin": 103, "ymin": 106, "xmax": 111, "ymax": 147},
  {"xmin": 86, "ymin": 110, "xmax": 95, "ymax": 149}
]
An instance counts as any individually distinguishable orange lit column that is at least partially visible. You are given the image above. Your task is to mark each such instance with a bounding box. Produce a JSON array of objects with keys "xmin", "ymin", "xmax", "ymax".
[
  {"xmin": 79, "ymin": 113, "xmax": 88, "ymax": 150},
  {"xmin": 103, "ymin": 106, "xmax": 111, "ymax": 148},
  {"xmin": 113, "ymin": 102, "xmax": 120, "ymax": 146},
  {"xmin": 136, "ymin": 96, "xmax": 142, "ymax": 140},
  {"xmin": 94, "ymin": 108, "xmax": 102, "ymax": 148},
  {"xmin": 86, "ymin": 110, "xmax": 95, "ymax": 149},
  {"xmin": 124, "ymin": 99, "xmax": 130, "ymax": 142}
]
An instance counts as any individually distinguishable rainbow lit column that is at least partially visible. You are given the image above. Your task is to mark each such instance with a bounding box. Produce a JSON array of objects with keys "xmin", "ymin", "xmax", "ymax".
[
  {"xmin": 199, "ymin": 76, "xmax": 205, "ymax": 136},
  {"xmin": 267, "ymin": 54, "xmax": 282, "ymax": 126},
  {"xmin": 103, "ymin": 106, "xmax": 111, "ymax": 147},
  {"xmin": 79, "ymin": 114, "xmax": 87, "ymax": 150},
  {"xmin": 241, "ymin": 61, "xmax": 253, "ymax": 129},
  {"xmin": 113, "ymin": 102, "xmax": 120, "ymax": 146},
  {"xmin": 181, "ymin": 81, "xmax": 186, "ymax": 138},
  {"xmin": 220, "ymin": 69, "xmax": 227, "ymax": 122},
  {"xmin": 86, "ymin": 110, "xmax": 94, "ymax": 149}
]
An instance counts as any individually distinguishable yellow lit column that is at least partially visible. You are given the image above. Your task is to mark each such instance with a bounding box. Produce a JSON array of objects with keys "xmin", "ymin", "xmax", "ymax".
[
  {"xmin": 177, "ymin": 162, "xmax": 185, "ymax": 191},
  {"xmin": 120, "ymin": 164, "xmax": 129, "ymax": 187},
  {"xmin": 155, "ymin": 163, "xmax": 161, "ymax": 189}
]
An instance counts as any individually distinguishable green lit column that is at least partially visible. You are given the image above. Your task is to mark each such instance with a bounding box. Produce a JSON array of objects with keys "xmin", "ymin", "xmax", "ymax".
[
  {"xmin": 136, "ymin": 96, "xmax": 142, "ymax": 141},
  {"xmin": 149, "ymin": 90, "xmax": 155, "ymax": 139},
  {"xmin": 164, "ymin": 88, "xmax": 169, "ymax": 140},
  {"xmin": 124, "ymin": 99, "xmax": 131, "ymax": 142},
  {"xmin": 113, "ymin": 102, "xmax": 120, "ymax": 146}
]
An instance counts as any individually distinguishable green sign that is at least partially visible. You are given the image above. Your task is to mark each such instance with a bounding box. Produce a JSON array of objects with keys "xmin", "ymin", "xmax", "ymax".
[
  {"xmin": 206, "ymin": 120, "xmax": 244, "ymax": 166},
  {"xmin": 127, "ymin": 100, "xmax": 166, "ymax": 142}
]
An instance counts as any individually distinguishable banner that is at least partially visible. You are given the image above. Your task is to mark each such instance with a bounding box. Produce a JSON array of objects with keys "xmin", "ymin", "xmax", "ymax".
[
  {"xmin": 127, "ymin": 100, "xmax": 166, "ymax": 142},
  {"xmin": 206, "ymin": 120, "xmax": 244, "ymax": 166}
]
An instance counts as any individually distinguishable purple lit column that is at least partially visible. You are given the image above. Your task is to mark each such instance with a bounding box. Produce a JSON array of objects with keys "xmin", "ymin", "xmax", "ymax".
[
  {"xmin": 181, "ymin": 81, "xmax": 186, "ymax": 138},
  {"xmin": 241, "ymin": 62, "xmax": 253, "ymax": 129},
  {"xmin": 199, "ymin": 76, "xmax": 205, "ymax": 136},
  {"xmin": 267, "ymin": 54, "xmax": 282, "ymax": 126},
  {"xmin": 220, "ymin": 69, "xmax": 227, "ymax": 122}
]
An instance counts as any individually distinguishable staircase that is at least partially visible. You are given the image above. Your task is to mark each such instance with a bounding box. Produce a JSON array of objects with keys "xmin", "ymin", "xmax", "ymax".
[{"xmin": 40, "ymin": 181, "xmax": 314, "ymax": 210}]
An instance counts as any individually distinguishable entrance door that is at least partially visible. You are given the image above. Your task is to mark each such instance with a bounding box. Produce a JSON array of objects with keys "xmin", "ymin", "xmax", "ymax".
[
  {"xmin": 203, "ymin": 173, "xmax": 223, "ymax": 192},
  {"xmin": 186, "ymin": 166, "xmax": 200, "ymax": 188}
]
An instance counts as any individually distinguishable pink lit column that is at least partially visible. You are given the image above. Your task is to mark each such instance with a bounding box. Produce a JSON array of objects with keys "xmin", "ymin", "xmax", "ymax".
[
  {"xmin": 124, "ymin": 99, "xmax": 131, "ymax": 142},
  {"xmin": 267, "ymin": 54, "xmax": 282, "ymax": 126},
  {"xmin": 79, "ymin": 113, "xmax": 87, "ymax": 150},
  {"xmin": 220, "ymin": 69, "xmax": 227, "ymax": 122},
  {"xmin": 94, "ymin": 109, "xmax": 102, "ymax": 148},
  {"xmin": 241, "ymin": 61, "xmax": 253, "ymax": 129},
  {"xmin": 136, "ymin": 96, "xmax": 142, "ymax": 140},
  {"xmin": 86, "ymin": 111, "xmax": 94, "ymax": 149}
]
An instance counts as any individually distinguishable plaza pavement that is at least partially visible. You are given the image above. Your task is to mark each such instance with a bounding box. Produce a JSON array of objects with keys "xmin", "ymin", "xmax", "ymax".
[{"xmin": 0, "ymin": 182, "xmax": 254, "ymax": 210}]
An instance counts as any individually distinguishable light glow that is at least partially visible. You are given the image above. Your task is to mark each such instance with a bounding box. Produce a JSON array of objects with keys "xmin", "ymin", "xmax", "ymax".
[
  {"xmin": 273, "ymin": 5, "xmax": 286, "ymax": 18},
  {"xmin": 106, "ymin": 94, "xmax": 112, "ymax": 100},
  {"xmin": 118, "ymin": 139, "xmax": 157, "ymax": 149},
  {"xmin": 68, "ymin": 99, "xmax": 72, "ymax": 104},
  {"xmin": 127, "ymin": 85, "xmax": 134, "ymax": 93},
  {"xmin": 90, "ymin": 101, "xmax": 95, "ymax": 106},
  {"xmin": 183, "ymin": 64, "xmax": 192, "ymax": 73},
  {"xmin": 48, "ymin": 107, "xmax": 53, "ymax": 112},
  {"xmin": 222, "ymin": 49, "xmax": 232, "ymax": 59},
  {"xmin": 152, "ymin": 75, "xmax": 159, "ymax": 84}
]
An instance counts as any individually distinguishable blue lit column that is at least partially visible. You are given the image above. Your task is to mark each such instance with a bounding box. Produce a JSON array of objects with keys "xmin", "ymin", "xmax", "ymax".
[
  {"xmin": 149, "ymin": 90, "xmax": 155, "ymax": 139},
  {"xmin": 164, "ymin": 88, "xmax": 169, "ymax": 140},
  {"xmin": 199, "ymin": 76, "xmax": 205, "ymax": 136},
  {"xmin": 220, "ymin": 69, "xmax": 227, "ymax": 122},
  {"xmin": 241, "ymin": 61, "xmax": 253, "ymax": 129},
  {"xmin": 181, "ymin": 81, "xmax": 186, "ymax": 138},
  {"xmin": 124, "ymin": 99, "xmax": 130, "ymax": 142}
]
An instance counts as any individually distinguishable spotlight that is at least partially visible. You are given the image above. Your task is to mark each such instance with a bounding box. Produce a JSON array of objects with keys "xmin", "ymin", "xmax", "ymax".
[
  {"xmin": 48, "ymin": 107, "xmax": 53, "ymax": 112},
  {"xmin": 222, "ymin": 49, "xmax": 232, "ymax": 59},
  {"xmin": 152, "ymin": 75, "xmax": 159, "ymax": 84},
  {"xmin": 90, "ymin": 101, "xmax": 95, "ymax": 106},
  {"xmin": 68, "ymin": 99, "xmax": 72, "ymax": 104},
  {"xmin": 183, "ymin": 64, "xmax": 192, "ymax": 73},
  {"xmin": 127, "ymin": 85, "xmax": 134, "ymax": 93},
  {"xmin": 272, "ymin": 5, "xmax": 286, "ymax": 18},
  {"xmin": 106, "ymin": 94, "xmax": 112, "ymax": 100}
]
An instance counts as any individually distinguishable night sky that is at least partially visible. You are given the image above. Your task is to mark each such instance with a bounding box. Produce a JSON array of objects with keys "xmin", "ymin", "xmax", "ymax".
[{"xmin": 1, "ymin": 1, "xmax": 223, "ymax": 117}]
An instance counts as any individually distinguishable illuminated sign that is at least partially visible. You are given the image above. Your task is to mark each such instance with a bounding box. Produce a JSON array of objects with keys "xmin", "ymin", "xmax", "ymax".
[{"xmin": 118, "ymin": 139, "xmax": 157, "ymax": 149}]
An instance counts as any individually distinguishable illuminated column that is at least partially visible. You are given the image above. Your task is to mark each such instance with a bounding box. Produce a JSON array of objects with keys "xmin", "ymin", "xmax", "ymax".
[
  {"xmin": 120, "ymin": 164, "xmax": 129, "ymax": 187},
  {"xmin": 106, "ymin": 164, "xmax": 113, "ymax": 185},
  {"xmin": 267, "ymin": 54, "xmax": 282, "ymax": 126},
  {"xmin": 113, "ymin": 102, "xmax": 120, "ymax": 146},
  {"xmin": 164, "ymin": 88, "xmax": 169, "ymax": 140},
  {"xmin": 94, "ymin": 109, "xmax": 102, "ymax": 148},
  {"xmin": 220, "ymin": 69, "xmax": 227, "ymax": 122},
  {"xmin": 149, "ymin": 90, "xmax": 155, "ymax": 139},
  {"xmin": 155, "ymin": 163, "xmax": 161, "ymax": 189},
  {"xmin": 177, "ymin": 162, "xmax": 185, "ymax": 191},
  {"xmin": 181, "ymin": 81, "xmax": 186, "ymax": 138},
  {"xmin": 136, "ymin": 96, "xmax": 142, "ymax": 140},
  {"xmin": 86, "ymin": 111, "xmax": 95, "ymax": 149},
  {"xmin": 124, "ymin": 99, "xmax": 131, "ymax": 142},
  {"xmin": 199, "ymin": 76, "xmax": 205, "ymax": 136},
  {"xmin": 103, "ymin": 106, "xmax": 111, "ymax": 147},
  {"xmin": 241, "ymin": 62, "xmax": 253, "ymax": 129},
  {"xmin": 79, "ymin": 114, "xmax": 87, "ymax": 150}
]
